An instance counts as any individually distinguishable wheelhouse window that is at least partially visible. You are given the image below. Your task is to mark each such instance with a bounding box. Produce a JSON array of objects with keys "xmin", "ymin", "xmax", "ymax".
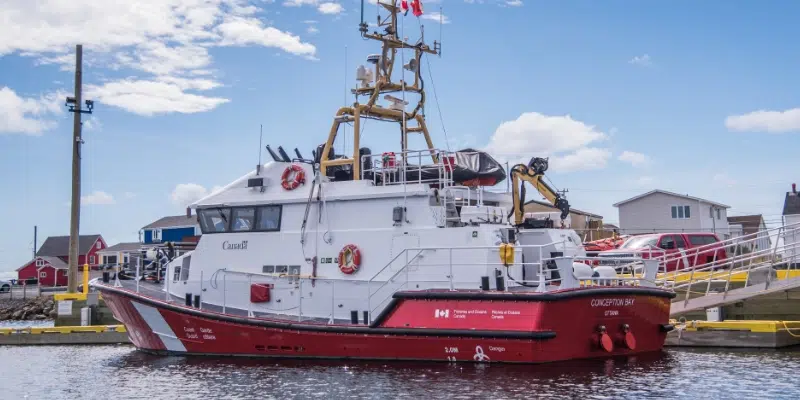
[
  {"xmin": 232, "ymin": 207, "xmax": 256, "ymax": 232},
  {"xmin": 198, "ymin": 208, "xmax": 231, "ymax": 233},
  {"xmin": 256, "ymin": 205, "xmax": 282, "ymax": 232}
]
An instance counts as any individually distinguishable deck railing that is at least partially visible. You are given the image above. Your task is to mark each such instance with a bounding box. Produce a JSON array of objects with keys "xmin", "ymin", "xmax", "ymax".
[{"xmin": 120, "ymin": 240, "xmax": 662, "ymax": 325}]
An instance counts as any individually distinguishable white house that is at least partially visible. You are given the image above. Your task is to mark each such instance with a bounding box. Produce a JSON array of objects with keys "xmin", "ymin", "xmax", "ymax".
[
  {"xmin": 727, "ymin": 215, "xmax": 771, "ymax": 252},
  {"xmin": 783, "ymin": 184, "xmax": 800, "ymax": 266},
  {"xmin": 613, "ymin": 190, "xmax": 731, "ymax": 237}
]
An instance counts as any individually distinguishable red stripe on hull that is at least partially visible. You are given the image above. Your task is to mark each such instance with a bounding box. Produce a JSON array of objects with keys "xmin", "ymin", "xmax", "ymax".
[
  {"xmin": 97, "ymin": 286, "xmax": 672, "ymax": 364},
  {"xmin": 103, "ymin": 292, "xmax": 167, "ymax": 351}
]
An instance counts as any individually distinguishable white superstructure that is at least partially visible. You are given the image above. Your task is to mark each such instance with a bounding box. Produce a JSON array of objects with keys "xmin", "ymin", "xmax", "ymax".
[{"xmin": 162, "ymin": 152, "xmax": 587, "ymax": 323}]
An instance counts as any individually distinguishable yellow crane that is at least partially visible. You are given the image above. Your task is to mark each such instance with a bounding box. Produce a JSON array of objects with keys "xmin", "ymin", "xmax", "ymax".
[{"xmin": 508, "ymin": 157, "xmax": 571, "ymax": 227}]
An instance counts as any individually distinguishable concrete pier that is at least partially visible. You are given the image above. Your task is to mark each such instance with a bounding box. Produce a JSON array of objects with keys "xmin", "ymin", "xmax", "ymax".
[
  {"xmin": 0, "ymin": 325, "xmax": 131, "ymax": 345},
  {"xmin": 665, "ymin": 320, "xmax": 800, "ymax": 348}
]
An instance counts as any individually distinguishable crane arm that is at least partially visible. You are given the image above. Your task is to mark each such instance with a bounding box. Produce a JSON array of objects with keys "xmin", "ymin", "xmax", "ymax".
[{"xmin": 509, "ymin": 158, "xmax": 570, "ymax": 226}]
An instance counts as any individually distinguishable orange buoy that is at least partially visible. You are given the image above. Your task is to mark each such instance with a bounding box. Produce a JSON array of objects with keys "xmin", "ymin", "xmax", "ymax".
[
  {"xmin": 281, "ymin": 164, "xmax": 306, "ymax": 190},
  {"xmin": 338, "ymin": 244, "xmax": 362, "ymax": 274}
]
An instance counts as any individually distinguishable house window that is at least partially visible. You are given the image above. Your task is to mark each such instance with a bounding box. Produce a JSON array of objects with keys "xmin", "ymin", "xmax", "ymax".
[
  {"xmin": 152, "ymin": 229, "xmax": 162, "ymax": 242},
  {"xmin": 716, "ymin": 209, "xmax": 721, "ymax": 220},
  {"xmin": 96, "ymin": 241, "xmax": 102, "ymax": 250},
  {"xmin": 35, "ymin": 258, "xmax": 44, "ymax": 267},
  {"xmin": 40, "ymin": 272, "xmax": 46, "ymax": 278},
  {"xmin": 89, "ymin": 256, "xmax": 95, "ymax": 264},
  {"xmin": 671, "ymin": 205, "xmax": 691, "ymax": 219}
]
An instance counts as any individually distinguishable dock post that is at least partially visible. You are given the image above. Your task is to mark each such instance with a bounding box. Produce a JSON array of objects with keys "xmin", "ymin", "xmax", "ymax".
[{"xmin": 82, "ymin": 264, "xmax": 89, "ymax": 295}]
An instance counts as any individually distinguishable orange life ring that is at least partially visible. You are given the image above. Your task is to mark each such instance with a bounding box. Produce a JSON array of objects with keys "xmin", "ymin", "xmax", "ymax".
[
  {"xmin": 281, "ymin": 164, "xmax": 305, "ymax": 190},
  {"xmin": 338, "ymin": 244, "xmax": 361, "ymax": 274}
]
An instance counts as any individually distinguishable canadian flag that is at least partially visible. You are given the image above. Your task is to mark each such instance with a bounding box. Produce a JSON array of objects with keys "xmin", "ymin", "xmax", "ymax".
[
  {"xmin": 400, "ymin": 0, "xmax": 423, "ymax": 17},
  {"xmin": 411, "ymin": 0, "xmax": 423, "ymax": 16}
]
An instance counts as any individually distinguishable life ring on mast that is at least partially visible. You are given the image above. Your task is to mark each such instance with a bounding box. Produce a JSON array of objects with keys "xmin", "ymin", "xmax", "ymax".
[
  {"xmin": 338, "ymin": 244, "xmax": 362, "ymax": 275},
  {"xmin": 281, "ymin": 164, "xmax": 306, "ymax": 190}
]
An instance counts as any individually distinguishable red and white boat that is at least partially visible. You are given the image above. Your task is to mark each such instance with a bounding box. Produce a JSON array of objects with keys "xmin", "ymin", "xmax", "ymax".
[{"xmin": 92, "ymin": 1, "xmax": 675, "ymax": 363}]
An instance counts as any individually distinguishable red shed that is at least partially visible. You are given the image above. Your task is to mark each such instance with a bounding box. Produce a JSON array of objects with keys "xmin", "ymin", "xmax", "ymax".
[
  {"xmin": 17, "ymin": 234, "xmax": 107, "ymax": 284},
  {"xmin": 16, "ymin": 256, "xmax": 69, "ymax": 286}
]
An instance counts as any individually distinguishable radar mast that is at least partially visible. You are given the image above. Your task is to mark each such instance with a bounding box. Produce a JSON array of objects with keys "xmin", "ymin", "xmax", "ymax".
[{"xmin": 319, "ymin": 0, "xmax": 440, "ymax": 179}]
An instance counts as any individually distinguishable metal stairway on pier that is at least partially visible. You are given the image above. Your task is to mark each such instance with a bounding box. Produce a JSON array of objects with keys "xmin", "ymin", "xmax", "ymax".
[{"xmin": 650, "ymin": 223, "xmax": 800, "ymax": 317}]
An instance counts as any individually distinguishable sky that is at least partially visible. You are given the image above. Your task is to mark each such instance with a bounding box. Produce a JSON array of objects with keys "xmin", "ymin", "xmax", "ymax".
[{"xmin": 1, "ymin": 0, "xmax": 800, "ymax": 271}]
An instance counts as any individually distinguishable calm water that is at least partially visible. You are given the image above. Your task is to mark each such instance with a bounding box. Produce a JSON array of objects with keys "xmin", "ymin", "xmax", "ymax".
[{"xmin": 1, "ymin": 346, "xmax": 799, "ymax": 399}]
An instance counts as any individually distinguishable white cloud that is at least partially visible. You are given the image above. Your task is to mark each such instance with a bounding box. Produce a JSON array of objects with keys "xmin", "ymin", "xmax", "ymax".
[
  {"xmin": 505, "ymin": 0, "xmax": 523, "ymax": 6},
  {"xmin": 713, "ymin": 173, "xmax": 737, "ymax": 187},
  {"xmin": 170, "ymin": 183, "xmax": 224, "ymax": 208},
  {"xmin": 87, "ymin": 79, "xmax": 230, "ymax": 116},
  {"xmin": 629, "ymin": 54, "xmax": 652, "ymax": 67},
  {"xmin": 307, "ymin": 26, "xmax": 320, "ymax": 35},
  {"xmin": 725, "ymin": 108, "xmax": 800, "ymax": 133},
  {"xmin": 0, "ymin": 0, "xmax": 317, "ymax": 116},
  {"xmin": 421, "ymin": 12, "xmax": 451, "ymax": 24},
  {"xmin": 617, "ymin": 151, "xmax": 649, "ymax": 167},
  {"xmin": 0, "ymin": 87, "xmax": 65, "ymax": 135},
  {"xmin": 82, "ymin": 191, "xmax": 115, "ymax": 205},
  {"xmin": 216, "ymin": 16, "xmax": 316, "ymax": 56},
  {"xmin": 284, "ymin": 0, "xmax": 318, "ymax": 6},
  {"xmin": 549, "ymin": 147, "xmax": 612, "ymax": 172},
  {"xmin": 485, "ymin": 112, "xmax": 608, "ymax": 157},
  {"xmin": 83, "ymin": 116, "xmax": 102, "ymax": 132},
  {"xmin": 318, "ymin": 2, "xmax": 343, "ymax": 14}
]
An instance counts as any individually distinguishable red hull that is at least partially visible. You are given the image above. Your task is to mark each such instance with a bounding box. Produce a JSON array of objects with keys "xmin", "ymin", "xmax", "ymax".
[{"xmin": 96, "ymin": 284, "xmax": 675, "ymax": 364}]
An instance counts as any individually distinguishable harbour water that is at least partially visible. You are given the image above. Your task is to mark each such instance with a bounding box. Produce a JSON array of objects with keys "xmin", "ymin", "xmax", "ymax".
[{"xmin": 1, "ymin": 345, "xmax": 798, "ymax": 399}]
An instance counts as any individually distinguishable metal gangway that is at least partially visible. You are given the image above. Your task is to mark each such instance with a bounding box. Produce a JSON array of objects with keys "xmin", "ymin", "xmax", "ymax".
[{"xmin": 646, "ymin": 222, "xmax": 800, "ymax": 316}]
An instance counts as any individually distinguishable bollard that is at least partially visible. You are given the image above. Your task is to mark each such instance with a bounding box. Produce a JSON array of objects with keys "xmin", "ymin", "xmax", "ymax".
[
  {"xmin": 350, "ymin": 310, "xmax": 358, "ymax": 324},
  {"xmin": 185, "ymin": 293, "xmax": 192, "ymax": 307},
  {"xmin": 496, "ymin": 275, "xmax": 505, "ymax": 292},
  {"xmin": 480, "ymin": 276, "xmax": 490, "ymax": 291},
  {"xmin": 193, "ymin": 294, "xmax": 201, "ymax": 308},
  {"xmin": 362, "ymin": 311, "xmax": 369, "ymax": 325},
  {"xmin": 102, "ymin": 272, "xmax": 110, "ymax": 283},
  {"xmin": 82, "ymin": 264, "xmax": 89, "ymax": 295}
]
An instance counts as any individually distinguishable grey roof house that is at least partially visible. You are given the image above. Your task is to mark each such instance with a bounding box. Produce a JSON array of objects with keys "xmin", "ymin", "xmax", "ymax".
[{"xmin": 613, "ymin": 190, "xmax": 732, "ymax": 237}]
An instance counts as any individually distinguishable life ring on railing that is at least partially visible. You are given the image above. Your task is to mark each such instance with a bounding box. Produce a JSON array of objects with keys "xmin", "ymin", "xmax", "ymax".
[
  {"xmin": 338, "ymin": 244, "xmax": 362, "ymax": 275},
  {"xmin": 281, "ymin": 164, "xmax": 305, "ymax": 190}
]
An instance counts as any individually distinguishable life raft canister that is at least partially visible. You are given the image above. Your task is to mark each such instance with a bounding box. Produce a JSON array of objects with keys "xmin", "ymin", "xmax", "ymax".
[
  {"xmin": 338, "ymin": 244, "xmax": 362, "ymax": 274},
  {"xmin": 281, "ymin": 164, "xmax": 305, "ymax": 190}
]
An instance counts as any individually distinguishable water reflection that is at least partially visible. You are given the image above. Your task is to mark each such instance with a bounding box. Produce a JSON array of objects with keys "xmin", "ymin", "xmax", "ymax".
[{"xmin": 2, "ymin": 346, "xmax": 799, "ymax": 399}]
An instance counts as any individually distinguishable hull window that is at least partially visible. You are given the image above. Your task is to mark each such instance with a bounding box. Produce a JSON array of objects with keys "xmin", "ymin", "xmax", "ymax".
[{"xmin": 180, "ymin": 256, "xmax": 191, "ymax": 281}]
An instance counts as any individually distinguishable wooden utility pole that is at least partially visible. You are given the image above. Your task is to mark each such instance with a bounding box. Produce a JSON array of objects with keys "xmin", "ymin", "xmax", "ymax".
[{"xmin": 65, "ymin": 44, "xmax": 93, "ymax": 293}]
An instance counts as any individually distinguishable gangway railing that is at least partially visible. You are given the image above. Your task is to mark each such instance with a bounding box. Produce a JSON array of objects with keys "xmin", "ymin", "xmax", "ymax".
[{"xmin": 645, "ymin": 222, "xmax": 800, "ymax": 314}]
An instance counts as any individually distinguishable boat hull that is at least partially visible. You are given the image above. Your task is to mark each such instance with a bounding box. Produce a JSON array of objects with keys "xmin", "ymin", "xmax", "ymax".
[{"xmin": 96, "ymin": 284, "xmax": 675, "ymax": 364}]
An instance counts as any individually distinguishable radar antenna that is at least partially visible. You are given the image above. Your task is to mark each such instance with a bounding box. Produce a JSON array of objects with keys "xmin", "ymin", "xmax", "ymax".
[{"xmin": 320, "ymin": 0, "xmax": 440, "ymax": 179}]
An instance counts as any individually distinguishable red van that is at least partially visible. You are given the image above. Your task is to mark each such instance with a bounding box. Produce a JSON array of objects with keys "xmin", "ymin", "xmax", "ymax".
[{"xmin": 596, "ymin": 232, "xmax": 728, "ymax": 272}]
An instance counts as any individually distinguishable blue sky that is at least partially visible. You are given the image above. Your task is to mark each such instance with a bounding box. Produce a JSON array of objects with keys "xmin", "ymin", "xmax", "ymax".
[{"xmin": 1, "ymin": 0, "xmax": 799, "ymax": 271}]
